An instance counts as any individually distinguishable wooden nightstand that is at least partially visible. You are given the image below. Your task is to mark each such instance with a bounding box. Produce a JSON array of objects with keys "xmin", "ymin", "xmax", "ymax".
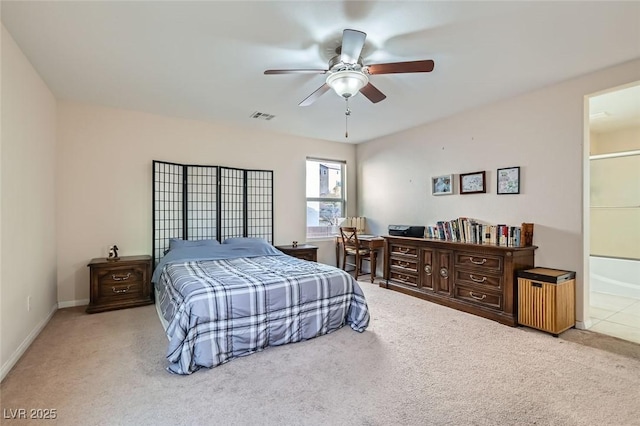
[
  {"xmin": 276, "ymin": 244, "xmax": 318, "ymax": 262},
  {"xmin": 86, "ymin": 255, "xmax": 153, "ymax": 314}
]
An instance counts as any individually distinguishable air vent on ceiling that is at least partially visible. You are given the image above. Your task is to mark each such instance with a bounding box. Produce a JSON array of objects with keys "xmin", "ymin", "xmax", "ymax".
[{"xmin": 250, "ymin": 111, "xmax": 276, "ymax": 121}]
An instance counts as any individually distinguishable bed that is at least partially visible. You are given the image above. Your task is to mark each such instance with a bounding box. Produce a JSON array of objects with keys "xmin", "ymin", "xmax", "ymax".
[{"xmin": 152, "ymin": 238, "xmax": 370, "ymax": 375}]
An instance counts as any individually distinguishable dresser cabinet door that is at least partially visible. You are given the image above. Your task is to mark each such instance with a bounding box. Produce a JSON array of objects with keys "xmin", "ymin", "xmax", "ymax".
[
  {"xmin": 421, "ymin": 248, "xmax": 435, "ymax": 291},
  {"xmin": 435, "ymin": 250, "xmax": 452, "ymax": 295},
  {"xmin": 421, "ymin": 248, "xmax": 452, "ymax": 295}
]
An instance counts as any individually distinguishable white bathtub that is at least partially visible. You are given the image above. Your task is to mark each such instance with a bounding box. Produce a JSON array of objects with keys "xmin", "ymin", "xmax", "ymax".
[{"xmin": 590, "ymin": 256, "xmax": 640, "ymax": 300}]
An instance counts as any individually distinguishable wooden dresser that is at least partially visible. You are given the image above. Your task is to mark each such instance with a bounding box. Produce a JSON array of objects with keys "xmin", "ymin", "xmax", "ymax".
[
  {"xmin": 383, "ymin": 236, "xmax": 536, "ymax": 326},
  {"xmin": 86, "ymin": 255, "xmax": 153, "ymax": 313},
  {"xmin": 276, "ymin": 244, "xmax": 318, "ymax": 262}
]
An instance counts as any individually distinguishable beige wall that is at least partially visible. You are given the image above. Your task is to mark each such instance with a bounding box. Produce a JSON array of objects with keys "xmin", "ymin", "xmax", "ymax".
[
  {"xmin": 1, "ymin": 25, "xmax": 58, "ymax": 379},
  {"xmin": 591, "ymin": 126, "xmax": 640, "ymax": 155},
  {"xmin": 357, "ymin": 59, "xmax": 640, "ymax": 326},
  {"xmin": 590, "ymin": 125, "xmax": 640, "ymax": 259},
  {"xmin": 56, "ymin": 102, "xmax": 356, "ymax": 305}
]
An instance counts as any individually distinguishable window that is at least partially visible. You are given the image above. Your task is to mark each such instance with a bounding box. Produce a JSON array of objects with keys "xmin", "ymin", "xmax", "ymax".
[{"xmin": 306, "ymin": 158, "xmax": 346, "ymax": 238}]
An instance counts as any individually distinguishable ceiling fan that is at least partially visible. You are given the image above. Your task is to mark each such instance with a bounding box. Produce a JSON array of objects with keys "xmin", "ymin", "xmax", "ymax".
[{"xmin": 264, "ymin": 29, "xmax": 435, "ymax": 107}]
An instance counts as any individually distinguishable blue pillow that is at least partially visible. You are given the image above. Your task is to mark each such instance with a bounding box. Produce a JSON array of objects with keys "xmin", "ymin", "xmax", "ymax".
[
  {"xmin": 222, "ymin": 237, "xmax": 268, "ymax": 245},
  {"xmin": 168, "ymin": 238, "xmax": 220, "ymax": 252}
]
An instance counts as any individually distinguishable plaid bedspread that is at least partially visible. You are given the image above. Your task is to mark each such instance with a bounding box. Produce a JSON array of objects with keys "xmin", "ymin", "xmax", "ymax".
[{"xmin": 155, "ymin": 254, "xmax": 370, "ymax": 375}]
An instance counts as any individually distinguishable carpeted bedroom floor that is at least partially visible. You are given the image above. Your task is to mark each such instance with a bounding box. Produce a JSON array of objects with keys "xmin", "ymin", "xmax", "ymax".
[{"xmin": 1, "ymin": 280, "xmax": 639, "ymax": 425}]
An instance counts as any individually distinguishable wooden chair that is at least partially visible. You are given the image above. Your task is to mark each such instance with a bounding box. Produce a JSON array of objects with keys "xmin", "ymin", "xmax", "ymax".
[{"xmin": 340, "ymin": 226, "xmax": 372, "ymax": 280}]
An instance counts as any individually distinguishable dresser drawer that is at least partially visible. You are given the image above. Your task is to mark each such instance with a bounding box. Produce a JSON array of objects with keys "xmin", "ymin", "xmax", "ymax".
[
  {"xmin": 454, "ymin": 269, "xmax": 503, "ymax": 290},
  {"xmin": 96, "ymin": 265, "xmax": 145, "ymax": 300},
  {"xmin": 389, "ymin": 271, "xmax": 419, "ymax": 287},
  {"xmin": 97, "ymin": 266, "xmax": 145, "ymax": 286},
  {"xmin": 389, "ymin": 257, "xmax": 419, "ymax": 273},
  {"xmin": 98, "ymin": 278, "xmax": 144, "ymax": 301},
  {"xmin": 454, "ymin": 285, "xmax": 502, "ymax": 310},
  {"xmin": 455, "ymin": 252, "xmax": 503, "ymax": 272},
  {"xmin": 389, "ymin": 244, "xmax": 419, "ymax": 258}
]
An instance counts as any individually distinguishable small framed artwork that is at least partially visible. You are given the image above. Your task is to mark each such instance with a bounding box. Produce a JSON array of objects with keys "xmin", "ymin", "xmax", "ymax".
[
  {"xmin": 432, "ymin": 174, "xmax": 453, "ymax": 195},
  {"xmin": 459, "ymin": 171, "xmax": 486, "ymax": 194},
  {"xmin": 497, "ymin": 166, "xmax": 520, "ymax": 194}
]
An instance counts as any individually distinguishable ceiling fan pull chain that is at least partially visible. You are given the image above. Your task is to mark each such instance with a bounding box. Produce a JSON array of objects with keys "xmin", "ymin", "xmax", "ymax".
[{"xmin": 345, "ymin": 98, "xmax": 351, "ymax": 138}]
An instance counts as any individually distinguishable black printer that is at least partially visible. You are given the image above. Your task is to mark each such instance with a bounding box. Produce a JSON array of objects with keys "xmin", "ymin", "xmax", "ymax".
[{"xmin": 388, "ymin": 225, "xmax": 425, "ymax": 238}]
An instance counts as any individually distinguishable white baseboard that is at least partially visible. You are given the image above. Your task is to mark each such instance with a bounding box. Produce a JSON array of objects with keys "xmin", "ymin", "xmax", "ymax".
[
  {"xmin": 0, "ymin": 303, "xmax": 58, "ymax": 382},
  {"xmin": 575, "ymin": 319, "xmax": 591, "ymax": 330},
  {"xmin": 57, "ymin": 298, "xmax": 89, "ymax": 309}
]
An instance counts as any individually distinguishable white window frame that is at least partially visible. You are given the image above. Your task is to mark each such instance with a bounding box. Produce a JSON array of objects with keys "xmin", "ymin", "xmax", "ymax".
[{"xmin": 306, "ymin": 157, "xmax": 346, "ymax": 239}]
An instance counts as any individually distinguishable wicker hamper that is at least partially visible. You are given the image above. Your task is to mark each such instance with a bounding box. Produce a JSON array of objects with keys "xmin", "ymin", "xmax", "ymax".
[{"xmin": 517, "ymin": 268, "xmax": 576, "ymax": 336}]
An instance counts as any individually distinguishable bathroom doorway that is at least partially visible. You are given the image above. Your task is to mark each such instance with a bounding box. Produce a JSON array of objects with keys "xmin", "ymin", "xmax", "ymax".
[{"xmin": 586, "ymin": 83, "xmax": 640, "ymax": 344}]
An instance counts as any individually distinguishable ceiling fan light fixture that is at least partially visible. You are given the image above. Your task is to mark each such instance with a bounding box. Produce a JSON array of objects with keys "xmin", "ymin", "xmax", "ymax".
[{"xmin": 326, "ymin": 70, "xmax": 368, "ymax": 98}]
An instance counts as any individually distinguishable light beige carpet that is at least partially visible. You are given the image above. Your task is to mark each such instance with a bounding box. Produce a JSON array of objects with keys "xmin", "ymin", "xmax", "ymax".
[{"xmin": 1, "ymin": 281, "xmax": 639, "ymax": 425}]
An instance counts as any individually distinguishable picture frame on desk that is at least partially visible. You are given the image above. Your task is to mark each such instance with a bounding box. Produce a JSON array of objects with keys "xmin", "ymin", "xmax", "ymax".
[
  {"xmin": 431, "ymin": 174, "xmax": 454, "ymax": 195},
  {"xmin": 460, "ymin": 171, "xmax": 486, "ymax": 194},
  {"xmin": 497, "ymin": 166, "xmax": 520, "ymax": 194}
]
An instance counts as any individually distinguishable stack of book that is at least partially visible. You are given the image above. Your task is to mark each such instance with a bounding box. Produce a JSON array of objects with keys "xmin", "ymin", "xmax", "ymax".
[{"xmin": 425, "ymin": 218, "xmax": 534, "ymax": 247}]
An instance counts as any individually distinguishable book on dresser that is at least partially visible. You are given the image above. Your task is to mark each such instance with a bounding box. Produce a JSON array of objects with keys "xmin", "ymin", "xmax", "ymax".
[
  {"xmin": 426, "ymin": 218, "xmax": 534, "ymax": 248},
  {"xmin": 382, "ymin": 235, "xmax": 537, "ymax": 326}
]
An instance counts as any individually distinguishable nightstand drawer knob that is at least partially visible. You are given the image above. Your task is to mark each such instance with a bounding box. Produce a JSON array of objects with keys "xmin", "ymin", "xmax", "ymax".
[
  {"xmin": 112, "ymin": 285, "xmax": 131, "ymax": 294},
  {"xmin": 112, "ymin": 273, "xmax": 131, "ymax": 281}
]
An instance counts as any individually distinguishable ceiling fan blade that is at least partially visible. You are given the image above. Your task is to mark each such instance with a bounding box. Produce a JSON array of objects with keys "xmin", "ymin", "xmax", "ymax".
[
  {"xmin": 340, "ymin": 29, "xmax": 367, "ymax": 64},
  {"xmin": 366, "ymin": 60, "xmax": 435, "ymax": 75},
  {"xmin": 359, "ymin": 83, "xmax": 387, "ymax": 103},
  {"xmin": 299, "ymin": 84, "xmax": 331, "ymax": 107},
  {"xmin": 264, "ymin": 69, "xmax": 328, "ymax": 75}
]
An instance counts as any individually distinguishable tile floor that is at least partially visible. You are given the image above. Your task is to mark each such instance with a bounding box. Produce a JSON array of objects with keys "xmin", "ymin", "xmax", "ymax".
[{"xmin": 590, "ymin": 292, "xmax": 640, "ymax": 344}]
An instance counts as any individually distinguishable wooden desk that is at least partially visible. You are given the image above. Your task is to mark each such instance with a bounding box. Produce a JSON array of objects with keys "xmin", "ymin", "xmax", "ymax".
[{"xmin": 335, "ymin": 235, "xmax": 385, "ymax": 283}]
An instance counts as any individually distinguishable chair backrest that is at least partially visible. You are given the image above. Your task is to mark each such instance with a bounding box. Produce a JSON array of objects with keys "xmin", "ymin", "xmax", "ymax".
[{"xmin": 340, "ymin": 227, "xmax": 360, "ymax": 250}]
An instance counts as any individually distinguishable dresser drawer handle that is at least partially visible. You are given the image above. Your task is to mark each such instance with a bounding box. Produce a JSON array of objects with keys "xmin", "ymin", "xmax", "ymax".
[
  {"xmin": 424, "ymin": 265, "xmax": 432, "ymax": 275},
  {"xmin": 112, "ymin": 273, "xmax": 131, "ymax": 281},
  {"xmin": 112, "ymin": 285, "xmax": 131, "ymax": 294},
  {"xmin": 397, "ymin": 248, "xmax": 410, "ymax": 254},
  {"xmin": 440, "ymin": 267, "xmax": 449, "ymax": 278},
  {"xmin": 469, "ymin": 274, "xmax": 487, "ymax": 283},
  {"xmin": 469, "ymin": 291, "xmax": 486, "ymax": 300},
  {"xmin": 469, "ymin": 257, "xmax": 487, "ymax": 265},
  {"xmin": 399, "ymin": 261, "xmax": 409, "ymax": 268}
]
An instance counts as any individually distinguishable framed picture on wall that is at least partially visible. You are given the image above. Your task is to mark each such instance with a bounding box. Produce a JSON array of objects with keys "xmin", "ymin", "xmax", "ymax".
[
  {"xmin": 431, "ymin": 174, "xmax": 454, "ymax": 195},
  {"xmin": 497, "ymin": 166, "xmax": 520, "ymax": 194},
  {"xmin": 459, "ymin": 171, "xmax": 486, "ymax": 194}
]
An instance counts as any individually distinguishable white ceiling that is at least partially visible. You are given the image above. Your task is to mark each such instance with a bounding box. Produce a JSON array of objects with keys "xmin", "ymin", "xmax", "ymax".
[
  {"xmin": 2, "ymin": 1, "xmax": 640, "ymax": 143},
  {"xmin": 590, "ymin": 84, "xmax": 640, "ymax": 133}
]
